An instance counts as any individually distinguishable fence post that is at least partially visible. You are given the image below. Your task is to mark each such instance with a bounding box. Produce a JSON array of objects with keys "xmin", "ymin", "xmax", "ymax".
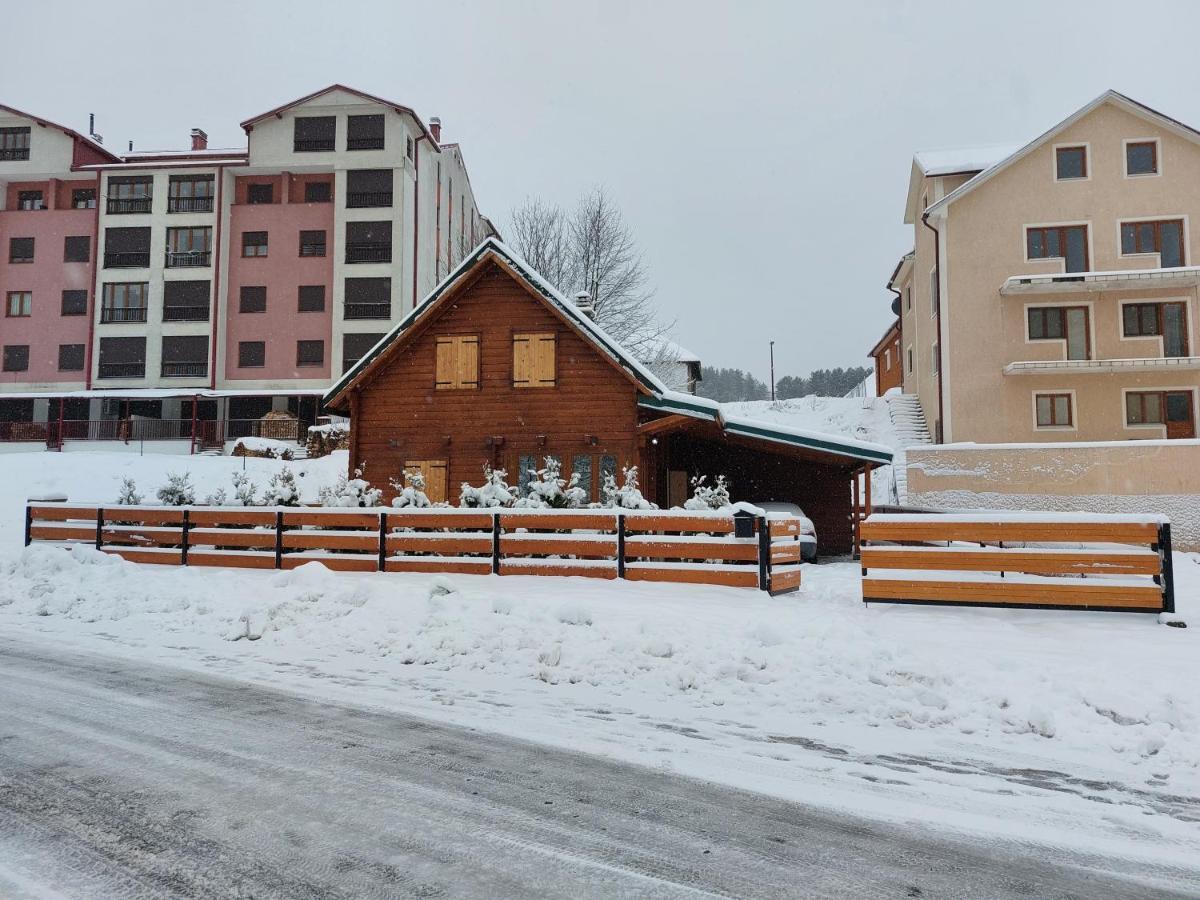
[
  {"xmin": 274, "ymin": 510, "xmax": 284, "ymax": 569},
  {"xmin": 377, "ymin": 511, "xmax": 387, "ymax": 572},
  {"xmin": 491, "ymin": 512, "xmax": 502, "ymax": 575},
  {"xmin": 181, "ymin": 508, "xmax": 190, "ymax": 566},
  {"xmin": 756, "ymin": 515, "xmax": 770, "ymax": 592},
  {"xmin": 95, "ymin": 507, "xmax": 104, "ymax": 551},
  {"xmin": 616, "ymin": 513, "xmax": 626, "ymax": 579},
  {"xmin": 23, "ymin": 505, "xmax": 32, "ymax": 547},
  {"xmin": 1159, "ymin": 523, "xmax": 1176, "ymax": 615}
]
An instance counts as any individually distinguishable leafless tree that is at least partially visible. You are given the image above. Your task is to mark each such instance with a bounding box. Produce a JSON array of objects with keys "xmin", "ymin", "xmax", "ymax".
[{"xmin": 508, "ymin": 196, "xmax": 571, "ymax": 290}]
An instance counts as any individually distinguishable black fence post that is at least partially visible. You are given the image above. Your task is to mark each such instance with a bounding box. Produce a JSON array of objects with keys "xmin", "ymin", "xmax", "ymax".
[
  {"xmin": 616, "ymin": 513, "xmax": 626, "ymax": 579},
  {"xmin": 377, "ymin": 512, "xmax": 387, "ymax": 572},
  {"xmin": 756, "ymin": 515, "xmax": 771, "ymax": 592},
  {"xmin": 23, "ymin": 505, "xmax": 32, "ymax": 547},
  {"xmin": 95, "ymin": 507, "xmax": 104, "ymax": 551},
  {"xmin": 1160, "ymin": 523, "xmax": 1176, "ymax": 615},
  {"xmin": 274, "ymin": 511, "xmax": 284, "ymax": 569},
  {"xmin": 181, "ymin": 509, "xmax": 190, "ymax": 566},
  {"xmin": 491, "ymin": 512, "xmax": 502, "ymax": 575}
]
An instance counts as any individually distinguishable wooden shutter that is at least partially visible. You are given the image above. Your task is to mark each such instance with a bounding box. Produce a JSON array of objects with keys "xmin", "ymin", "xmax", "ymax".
[
  {"xmin": 435, "ymin": 335, "xmax": 479, "ymax": 389},
  {"xmin": 405, "ymin": 459, "xmax": 448, "ymax": 503},
  {"xmin": 513, "ymin": 332, "xmax": 555, "ymax": 388}
]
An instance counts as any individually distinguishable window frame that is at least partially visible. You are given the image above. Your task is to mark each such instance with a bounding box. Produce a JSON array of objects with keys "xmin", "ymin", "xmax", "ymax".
[
  {"xmin": 293, "ymin": 116, "xmax": 336, "ymax": 153},
  {"xmin": 1024, "ymin": 222, "xmax": 1090, "ymax": 272},
  {"xmin": 246, "ymin": 182, "xmax": 275, "ymax": 205},
  {"xmin": 72, "ymin": 188, "xmax": 97, "ymax": 209},
  {"xmin": 238, "ymin": 341, "xmax": 266, "ymax": 369},
  {"xmin": 1120, "ymin": 299, "xmax": 1189, "ymax": 356},
  {"xmin": 1118, "ymin": 217, "xmax": 1186, "ymax": 267},
  {"xmin": 296, "ymin": 340, "xmax": 325, "ymax": 368},
  {"xmin": 1124, "ymin": 138, "xmax": 1160, "ymax": 177},
  {"xmin": 298, "ymin": 285, "xmax": 326, "ymax": 312},
  {"xmin": 241, "ymin": 231, "xmax": 268, "ymax": 258},
  {"xmin": 239, "ymin": 285, "xmax": 267, "ymax": 314},
  {"xmin": 57, "ymin": 343, "xmax": 86, "ymax": 373},
  {"xmin": 9, "ymin": 237, "xmax": 34, "ymax": 263},
  {"xmin": 6, "ymin": 291, "xmax": 32, "ymax": 318},
  {"xmin": 1053, "ymin": 144, "xmax": 1089, "ymax": 181},
  {"xmin": 63, "ymin": 235, "xmax": 90, "ymax": 263},
  {"xmin": 0, "ymin": 126, "xmax": 31, "ymax": 160},
  {"xmin": 2, "ymin": 344, "xmax": 30, "ymax": 372},
  {"xmin": 298, "ymin": 230, "xmax": 327, "ymax": 257},
  {"xmin": 17, "ymin": 190, "xmax": 44, "ymax": 210},
  {"xmin": 61, "ymin": 290, "xmax": 88, "ymax": 317},
  {"xmin": 303, "ymin": 180, "xmax": 332, "ymax": 203},
  {"xmin": 1033, "ymin": 391, "xmax": 1075, "ymax": 430}
]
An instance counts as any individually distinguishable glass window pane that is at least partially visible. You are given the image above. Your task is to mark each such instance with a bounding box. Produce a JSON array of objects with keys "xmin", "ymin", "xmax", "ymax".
[
  {"xmin": 1126, "ymin": 394, "xmax": 1142, "ymax": 424},
  {"xmin": 518, "ymin": 454, "xmax": 537, "ymax": 496},
  {"xmin": 1160, "ymin": 221, "xmax": 1183, "ymax": 267},
  {"xmin": 1056, "ymin": 147, "xmax": 1085, "ymax": 179},
  {"xmin": 1028, "ymin": 308, "xmax": 1043, "ymax": 339},
  {"xmin": 1137, "ymin": 223, "xmax": 1155, "ymax": 252},
  {"xmin": 572, "ymin": 455, "xmax": 592, "ymax": 501},
  {"xmin": 1141, "ymin": 305, "xmax": 1159, "ymax": 335},
  {"xmin": 1127, "ymin": 143, "xmax": 1156, "ymax": 175},
  {"xmin": 1166, "ymin": 393, "xmax": 1191, "ymax": 422},
  {"xmin": 1054, "ymin": 396, "xmax": 1070, "ymax": 425},
  {"xmin": 1045, "ymin": 308, "xmax": 1065, "ymax": 340},
  {"xmin": 1066, "ymin": 308, "xmax": 1088, "ymax": 359},
  {"xmin": 1027, "ymin": 229, "xmax": 1044, "ymax": 259},
  {"xmin": 1036, "ymin": 396, "xmax": 1052, "ymax": 426},
  {"xmin": 1163, "ymin": 304, "xmax": 1187, "ymax": 357},
  {"xmin": 1064, "ymin": 227, "xmax": 1086, "ymax": 272},
  {"xmin": 1123, "ymin": 305, "xmax": 1139, "ymax": 336},
  {"xmin": 1121, "ymin": 224, "xmax": 1136, "ymax": 254},
  {"xmin": 1045, "ymin": 229, "xmax": 1061, "ymax": 258}
]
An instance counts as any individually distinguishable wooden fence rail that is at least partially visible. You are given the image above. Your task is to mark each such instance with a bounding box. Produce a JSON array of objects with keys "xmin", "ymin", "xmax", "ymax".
[
  {"xmin": 25, "ymin": 503, "xmax": 806, "ymax": 596},
  {"xmin": 860, "ymin": 513, "xmax": 1174, "ymax": 614}
]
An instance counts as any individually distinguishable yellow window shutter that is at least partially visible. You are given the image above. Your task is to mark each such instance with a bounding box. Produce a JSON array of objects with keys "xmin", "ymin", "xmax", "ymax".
[
  {"xmin": 436, "ymin": 335, "xmax": 478, "ymax": 389},
  {"xmin": 458, "ymin": 336, "xmax": 479, "ymax": 388},
  {"xmin": 514, "ymin": 332, "xmax": 555, "ymax": 387},
  {"xmin": 435, "ymin": 336, "xmax": 456, "ymax": 389}
]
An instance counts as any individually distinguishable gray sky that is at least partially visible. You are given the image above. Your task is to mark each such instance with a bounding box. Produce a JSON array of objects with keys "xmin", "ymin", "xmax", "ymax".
[{"xmin": 12, "ymin": 0, "xmax": 1200, "ymax": 382}]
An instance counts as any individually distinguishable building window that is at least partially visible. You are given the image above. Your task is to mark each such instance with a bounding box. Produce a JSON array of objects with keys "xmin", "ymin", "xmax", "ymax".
[
  {"xmin": 435, "ymin": 335, "xmax": 480, "ymax": 389},
  {"xmin": 166, "ymin": 226, "xmax": 212, "ymax": 268},
  {"xmin": 162, "ymin": 280, "xmax": 210, "ymax": 322},
  {"xmin": 2, "ymin": 345, "xmax": 29, "ymax": 372},
  {"xmin": 101, "ymin": 283, "xmax": 149, "ymax": 323},
  {"xmin": 160, "ymin": 335, "xmax": 209, "ymax": 378},
  {"xmin": 931, "ymin": 341, "xmax": 939, "ymax": 376},
  {"xmin": 58, "ymin": 344, "xmax": 85, "ymax": 372},
  {"xmin": 1026, "ymin": 224, "xmax": 1088, "ymax": 272},
  {"xmin": 296, "ymin": 340, "xmax": 324, "ymax": 367},
  {"xmin": 0, "ymin": 126, "xmax": 31, "ymax": 160},
  {"xmin": 345, "ymin": 220, "xmax": 392, "ymax": 263},
  {"xmin": 346, "ymin": 169, "xmax": 393, "ymax": 208},
  {"xmin": 61, "ymin": 290, "xmax": 88, "ymax": 316},
  {"xmin": 1120, "ymin": 219, "xmax": 1184, "ymax": 268},
  {"xmin": 904, "ymin": 286, "xmax": 911, "ymax": 312},
  {"xmin": 106, "ymin": 176, "xmax": 153, "ymax": 214},
  {"xmin": 347, "ymin": 114, "xmax": 385, "ymax": 151},
  {"xmin": 293, "ymin": 116, "xmax": 336, "ymax": 152},
  {"xmin": 1126, "ymin": 391, "xmax": 1166, "ymax": 425},
  {"xmin": 241, "ymin": 231, "xmax": 268, "ymax": 257},
  {"xmin": 572, "ymin": 455, "xmax": 594, "ymax": 501},
  {"xmin": 1126, "ymin": 390, "xmax": 1195, "ymax": 436},
  {"xmin": 298, "ymin": 285, "xmax": 326, "ymax": 312},
  {"xmin": 239, "ymin": 285, "xmax": 267, "ymax": 313},
  {"xmin": 97, "ymin": 336, "xmax": 146, "ymax": 378},
  {"xmin": 1123, "ymin": 302, "xmax": 1188, "ymax": 357},
  {"xmin": 18, "ymin": 190, "xmax": 44, "ymax": 210},
  {"xmin": 1055, "ymin": 145, "xmax": 1087, "ymax": 180},
  {"xmin": 513, "ymin": 332, "xmax": 556, "ymax": 387},
  {"xmin": 929, "ymin": 268, "xmax": 938, "ymax": 317},
  {"xmin": 246, "ymin": 182, "xmax": 274, "ymax": 204},
  {"xmin": 342, "ymin": 332, "xmax": 385, "ymax": 373},
  {"xmin": 906, "ymin": 346, "xmax": 913, "ymax": 374},
  {"xmin": 9, "ymin": 237, "xmax": 34, "ymax": 263},
  {"xmin": 72, "ymin": 188, "xmax": 96, "ymax": 209},
  {"xmin": 63, "ymin": 236, "xmax": 90, "ymax": 263},
  {"xmin": 344, "ymin": 277, "xmax": 391, "ymax": 319},
  {"xmin": 6, "ymin": 291, "xmax": 32, "ymax": 317},
  {"xmin": 1035, "ymin": 393, "xmax": 1073, "ymax": 428},
  {"xmin": 1027, "ymin": 305, "xmax": 1090, "ymax": 359},
  {"xmin": 406, "ymin": 136, "xmax": 415, "ymax": 161},
  {"xmin": 167, "ymin": 174, "xmax": 214, "ymax": 213},
  {"xmin": 304, "ymin": 180, "xmax": 332, "ymax": 203},
  {"xmin": 103, "ymin": 226, "xmax": 151, "ymax": 268},
  {"xmin": 299, "ymin": 230, "xmax": 326, "ymax": 257},
  {"xmin": 238, "ymin": 341, "xmax": 265, "ymax": 368},
  {"xmin": 1126, "ymin": 141, "xmax": 1158, "ymax": 176}
]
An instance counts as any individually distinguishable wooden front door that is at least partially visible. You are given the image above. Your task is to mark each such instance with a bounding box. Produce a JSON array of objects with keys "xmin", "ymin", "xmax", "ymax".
[
  {"xmin": 667, "ymin": 470, "xmax": 689, "ymax": 508},
  {"xmin": 1165, "ymin": 391, "xmax": 1195, "ymax": 439}
]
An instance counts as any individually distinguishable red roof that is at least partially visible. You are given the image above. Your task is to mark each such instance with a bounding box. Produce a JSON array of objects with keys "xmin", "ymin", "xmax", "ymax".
[
  {"xmin": 0, "ymin": 102, "xmax": 121, "ymax": 164},
  {"xmin": 238, "ymin": 84, "xmax": 439, "ymax": 146}
]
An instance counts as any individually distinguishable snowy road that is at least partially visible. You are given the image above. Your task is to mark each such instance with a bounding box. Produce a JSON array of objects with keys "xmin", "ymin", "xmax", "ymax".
[{"xmin": 0, "ymin": 638, "xmax": 1189, "ymax": 899}]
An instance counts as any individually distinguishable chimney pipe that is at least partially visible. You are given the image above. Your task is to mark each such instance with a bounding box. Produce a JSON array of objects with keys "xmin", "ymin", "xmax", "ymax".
[
  {"xmin": 574, "ymin": 290, "xmax": 595, "ymax": 319},
  {"xmin": 190, "ymin": 128, "xmax": 208, "ymax": 151},
  {"xmin": 89, "ymin": 113, "xmax": 94, "ymax": 134},
  {"xmin": 429, "ymin": 116, "xmax": 442, "ymax": 143},
  {"xmin": 128, "ymin": 140, "xmax": 133, "ymax": 153}
]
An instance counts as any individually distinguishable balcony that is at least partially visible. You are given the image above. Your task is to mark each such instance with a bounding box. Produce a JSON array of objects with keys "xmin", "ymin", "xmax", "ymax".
[
  {"xmin": 346, "ymin": 137, "xmax": 385, "ymax": 151},
  {"xmin": 1004, "ymin": 356, "xmax": 1200, "ymax": 376},
  {"xmin": 100, "ymin": 306, "xmax": 148, "ymax": 324},
  {"xmin": 162, "ymin": 305, "xmax": 210, "ymax": 323},
  {"xmin": 345, "ymin": 242, "xmax": 392, "ymax": 264},
  {"xmin": 294, "ymin": 138, "xmax": 335, "ymax": 152},
  {"xmin": 167, "ymin": 196, "xmax": 214, "ymax": 214},
  {"xmin": 0, "ymin": 148, "xmax": 30, "ymax": 161},
  {"xmin": 97, "ymin": 362, "xmax": 145, "ymax": 379},
  {"xmin": 103, "ymin": 251, "xmax": 151, "ymax": 268},
  {"xmin": 344, "ymin": 302, "xmax": 391, "ymax": 320},
  {"xmin": 106, "ymin": 197, "xmax": 153, "ymax": 214},
  {"xmin": 161, "ymin": 361, "xmax": 208, "ymax": 378},
  {"xmin": 347, "ymin": 191, "xmax": 393, "ymax": 208},
  {"xmin": 165, "ymin": 250, "xmax": 212, "ymax": 269}
]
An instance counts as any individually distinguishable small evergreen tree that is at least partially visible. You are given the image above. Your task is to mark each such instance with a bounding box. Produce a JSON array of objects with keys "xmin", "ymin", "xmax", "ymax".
[
  {"xmin": 600, "ymin": 466, "xmax": 655, "ymax": 509},
  {"xmin": 116, "ymin": 477, "xmax": 143, "ymax": 506},
  {"xmin": 203, "ymin": 487, "xmax": 228, "ymax": 506},
  {"xmin": 263, "ymin": 466, "xmax": 301, "ymax": 506},
  {"xmin": 390, "ymin": 468, "xmax": 431, "ymax": 508},
  {"xmin": 515, "ymin": 457, "xmax": 587, "ymax": 509},
  {"xmin": 317, "ymin": 466, "xmax": 382, "ymax": 507},
  {"xmin": 156, "ymin": 472, "xmax": 196, "ymax": 506},
  {"xmin": 683, "ymin": 474, "xmax": 732, "ymax": 510},
  {"xmin": 459, "ymin": 465, "xmax": 515, "ymax": 508},
  {"xmin": 230, "ymin": 471, "xmax": 259, "ymax": 507}
]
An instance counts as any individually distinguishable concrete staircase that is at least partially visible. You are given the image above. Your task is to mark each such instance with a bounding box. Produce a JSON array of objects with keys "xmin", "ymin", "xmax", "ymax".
[{"xmin": 884, "ymin": 394, "xmax": 932, "ymax": 503}]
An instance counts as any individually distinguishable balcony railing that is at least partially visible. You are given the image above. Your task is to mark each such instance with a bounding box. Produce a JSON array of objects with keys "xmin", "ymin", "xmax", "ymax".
[
  {"xmin": 161, "ymin": 361, "xmax": 208, "ymax": 378},
  {"xmin": 106, "ymin": 197, "xmax": 153, "ymax": 214},
  {"xmin": 162, "ymin": 305, "xmax": 210, "ymax": 322},
  {"xmin": 294, "ymin": 138, "xmax": 335, "ymax": 152},
  {"xmin": 345, "ymin": 242, "xmax": 392, "ymax": 263},
  {"xmin": 103, "ymin": 251, "xmax": 150, "ymax": 268},
  {"xmin": 97, "ymin": 362, "xmax": 145, "ymax": 379},
  {"xmin": 0, "ymin": 148, "xmax": 31, "ymax": 161},
  {"xmin": 344, "ymin": 302, "xmax": 391, "ymax": 320},
  {"xmin": 100, "ymin": 306, "xmax": 148, "ymax": 323},
  {"xmin": 165, "ymin": 250, "xmax": 212, "ymax": 268},
  {"xmin": 346, "ymin": 137, "xmax": 385, "ymax": 151},
  {"xmin": 167, "ymin": 196, "xmax": 214, "ymax": 213},
  {"xmin": 346, "ymin": 191, "xmax": 393, "ymax": 208}
]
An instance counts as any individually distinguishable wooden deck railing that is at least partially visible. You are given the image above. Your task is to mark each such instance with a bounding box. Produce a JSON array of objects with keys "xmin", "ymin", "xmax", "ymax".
[
  {"xmin": 24, "ymin": 504, "xmax": 807, "ymax": 595},
  {"xmin": 860, "ymin": 513, "xmax": 1174, "ymax": 613}
]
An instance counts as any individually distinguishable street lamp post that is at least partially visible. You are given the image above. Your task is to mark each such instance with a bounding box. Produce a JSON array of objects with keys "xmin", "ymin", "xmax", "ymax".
[{"xmin": 769, "ymin": 341, "xmax": 776, "ymax": 402}]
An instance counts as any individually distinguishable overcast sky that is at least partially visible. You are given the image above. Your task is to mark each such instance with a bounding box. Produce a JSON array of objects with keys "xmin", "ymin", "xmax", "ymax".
[{"xmin": 12, "ymin": 0, "xmax": 1200, "ymax": 382}]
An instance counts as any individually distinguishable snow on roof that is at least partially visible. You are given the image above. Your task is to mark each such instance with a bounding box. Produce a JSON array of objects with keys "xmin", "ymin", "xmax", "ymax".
[
  {"xmin": 124, "ymin": 148, "xmax": 248, "ymax": 159},
  {"xmin": 913, "ymin": 143, "xmax": 1022, "ymax": 176},
  {"xmin": 641, "ymin": 338, "xmax": 701, "ymax": 364}
]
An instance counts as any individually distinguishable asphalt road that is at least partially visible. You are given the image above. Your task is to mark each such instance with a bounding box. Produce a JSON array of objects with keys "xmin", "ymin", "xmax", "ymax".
[{"xmin": 0, "ymin": 638, "xmax": 1192, "ymax": 899}]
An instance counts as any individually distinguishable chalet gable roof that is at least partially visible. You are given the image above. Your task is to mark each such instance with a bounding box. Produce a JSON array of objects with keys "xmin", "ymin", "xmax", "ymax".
[{"xmin": 239, "ymin": 84, "xmax": 440, "ymax": 147}]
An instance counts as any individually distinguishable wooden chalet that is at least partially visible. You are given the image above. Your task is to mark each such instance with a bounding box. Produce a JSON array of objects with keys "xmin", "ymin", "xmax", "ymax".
[{"xmin": 324, "ymin": 239, "xmax": 891, "ymax": 555}]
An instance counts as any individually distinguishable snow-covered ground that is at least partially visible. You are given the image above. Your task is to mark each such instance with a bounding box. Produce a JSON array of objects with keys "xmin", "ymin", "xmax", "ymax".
[{"xmin": 1, "ymin": 448, "xmax": 1198, "ymax": 878}]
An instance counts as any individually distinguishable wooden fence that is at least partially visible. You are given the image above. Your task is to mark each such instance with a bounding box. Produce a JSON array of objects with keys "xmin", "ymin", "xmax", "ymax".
[
  {"xmin": 860, "ymin": 513, "xmax": 1174, "ymax": 613},
  {"xmin": 24, "ymin": 504, "xmax": 806, "ymax": 596}
]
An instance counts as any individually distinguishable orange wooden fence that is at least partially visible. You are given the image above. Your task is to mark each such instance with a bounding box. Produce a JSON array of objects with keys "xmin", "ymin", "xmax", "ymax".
[
  {"xmin": 25, "ymin": 503, "xmax": 807, "ymax": 595},
  {"xmin": 860, "ymin": 513, "xmax": 1174, "ymax": 613}
]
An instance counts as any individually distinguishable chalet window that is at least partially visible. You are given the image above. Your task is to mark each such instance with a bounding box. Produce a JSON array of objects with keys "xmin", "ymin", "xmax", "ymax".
[
  {"xmin": 61, "ymin": 290, "xmax": 88, "ymax": 316},
  {"xmin": 162, "ymin": 280, "xmax": 210, "ymax": 322},
  {"xmin": 2, "ymin": 345, "xmax": 29, "ymax": 372},
  {"xmin": 9, "ymin": 237, "xmax": 34, "ymax": 263},
  {"xmin": 242, "ymin": 231, "xmax": 268, "ymax": 257},
  {"xmin": 1123, "ymin": 301, "xmax": 1188, "ymax": 357},
  {"xmin": 1027, "ymin": 306, "xmax": 1090, "ymax": 359},
  {"xmin": 103, "ymin": 226, "xmax": 151, "ymax": 268},
  {"xmin": 347, "ymin": 114, "xmax": 385, "ymax": 151},
  {"xmin": 342, "ymin": 332, "xmax": 385, "ymax": 373},
  {"xmin": 167, "ymin": 174, "xmax": 214, "ymax": 213},
  {"xmin": 294, "ymin": 116, "xmax": 335, "ymax": 152},
  {"xmin": 403, "ymin": 460, "xmax": 448, "ymax": 504},
  {"xmin": 1120, "ymin": 219, "xmax": 1184, "ymax": 267},
  {"xmin": 0, "ymin": 126, "xmax": 31, "ymax": 160},
  {"xmin": 101, "ymin": 283, "xmax": 148, "ymax": 323},
  {"xmin": 63, "ymin": 236, "xmax": 90, "ymax": 263},
  {"xmin": 106, "ymin": 176, "xmax": 153, "ymax": 214},
  {"xmin": 238, "ymin": 341, "xmax": 265, "ymax": 368},
  {"xmin": 166, "ymin": 226, "xmax": 212, "ymax": 267},
  {"xmin": 239, "ymin": 285, "xmax": 267, "ymax": 313},
  {"xmin": 72, "ymin": 188, "xmax": 96, "ymax": 209},
  {"xmin": 247, "ymin": 182, "xmax": 274, "ymax": 204},
  {"xmin": 298, "ymin": 285, "xmax": 326, "ymax": 312},
  {"xmin": 513, "ymin": 332, "xmax": 556, "ymax": 388},
  {"xmin": 344, "ymin": 277, "xmax": 390, "ymax": 318},
  {"xmin": 18, "ymin": 190, "xmax": 44, "ymax": 210},
  {"xmin": 58, "ymin": 344, "xmax": 85, "ymax": 372},
  {"xmin": 304, "ymin": 180, "xmax": 332, "ymax": 203},
  {"xmin": 572, "ymin": 454, "xmax": 593, "ymax": 501},
  {"xmin": 345, "ymin": 220, "xmax": 392, "ymax": 263},
  {"xmin": 434, "ymin": 335, "xmax": 480, "ymax": 389},
  {"xmin": 1026, "ymin": 224, "xmax": 1088, "ymax": 272},
  {"xmin": 296, "ymin": 340, "xmax": 324, "ymax": 367},
  {"xmin": 600, "ymin": 455, "xmax": 617, "ymax": 490},
  {"xmin": 517, "ymin": 454, "xmax": 538, "ymax": 496},
  {"xmin": 1035, "ymin": 393, "xmax": 1072, "ymax": 428},
  {"xmin": 98, "ymin": 336, "xmax": 146, "ymax": 379},
  {"xmin": 1126, "ymin": 141, "xmax": 1158, "ymax": 176},
  {"xmin": 346, "ymin": 169, "xmax": 393, "ymax": 208},
  {"xmin": 1055, "ymin": 146, "xmax": 1087, "ymax": 180},
  {"xmin": 299, "ymin": 230, "xmax": 326, "ymax": 257},
  {"xmin": 6, "ymin": 291, "xmax": 32, "ymax": 317},
  {"xmin": 161, "ymin": 335, "xmax": 209, "ymax": 378}
]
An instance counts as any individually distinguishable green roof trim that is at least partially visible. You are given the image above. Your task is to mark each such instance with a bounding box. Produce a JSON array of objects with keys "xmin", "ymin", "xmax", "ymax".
[{"xmin": 637, "ymin": 393, "xmax": 720, "ymax": 421}]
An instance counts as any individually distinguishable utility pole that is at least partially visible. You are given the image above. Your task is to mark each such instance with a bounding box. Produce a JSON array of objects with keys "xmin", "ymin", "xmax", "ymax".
[{"xmin": 769, "ymin": 341, "xmax": 776, "ymax": 402}]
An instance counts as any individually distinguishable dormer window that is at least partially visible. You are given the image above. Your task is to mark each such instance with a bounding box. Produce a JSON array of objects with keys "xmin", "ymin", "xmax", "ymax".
[
  {"xmin": 1055, "ymin": 145, "xmax": 1087, "ymax": 180},
  {"xmin": 1126, "ymin": 140, "xmax": 1158, "ymax": 176}
]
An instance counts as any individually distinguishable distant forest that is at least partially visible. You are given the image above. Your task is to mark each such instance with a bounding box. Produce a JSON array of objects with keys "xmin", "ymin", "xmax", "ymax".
[{"xmin": 696, "ymin": 365, "xmax": 872, "ymax": 402}]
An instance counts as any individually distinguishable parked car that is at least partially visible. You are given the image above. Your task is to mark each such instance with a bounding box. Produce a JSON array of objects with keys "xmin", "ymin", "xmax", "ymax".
[{"xmin": 754, "ymin": 502, "xmax": 818, "ymax": 562}]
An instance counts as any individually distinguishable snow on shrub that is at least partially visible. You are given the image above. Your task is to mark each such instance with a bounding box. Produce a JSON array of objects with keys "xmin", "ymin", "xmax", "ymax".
[
  {"xmin": 115, "ymin": 477, "xmax": 143, "ymax": 506},
  {"xmin": 263, "ymin": 466, "xmax": 301, "ymax": 507},
  {"xmin": 556, "ymin": 603, "xmax": 593, "ymax": 626},
  {"xmin": 317, "ymin": 465, "xmax": 382, "ymax": 508},
  {"xmin": 600, "ymin": 466, "xmax": 655, "ymax": 510},
  {"xmin": 390, "ymin": 468, "xmax": 431, "ymax": 508},
  {"xmin": 682, "ymin": 474, "xmax": 731, "ymax": 510},
  {"xmin": 514, "ymin": 457, "xmax": 586, "ymax": 509},
  {"xmin": 229, "ymin": 471, "xmax": 259, "ymax": 507},
  {"xmin": 156, "ymin": 472, "xmax": 196, "ymax": 506},
  {"xmin": 203, "ymin": 487, "xmax": 228, "ymax": 506},
  {"xmin": 459, "ymin": 465, "xmax": 514, "ymax": 508}
]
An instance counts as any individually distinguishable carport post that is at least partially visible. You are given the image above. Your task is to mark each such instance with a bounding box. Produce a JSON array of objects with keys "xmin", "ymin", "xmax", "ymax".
[
  {"xmin": 756, "ymin": 515, "xmax": 770, "ymax": 592},
  {"xmin": 1160, "ymin": 523, "xmax": 1176, "ymax": 615}
]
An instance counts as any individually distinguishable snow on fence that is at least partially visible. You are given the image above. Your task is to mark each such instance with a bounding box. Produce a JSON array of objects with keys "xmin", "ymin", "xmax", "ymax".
[
  {"xmin": 859, "ymin": 513, "xmax": 1174, "ymax": 614},
  {"xmin": 23, "ymin": 504, "xmax": 807, "ymax": 596}
]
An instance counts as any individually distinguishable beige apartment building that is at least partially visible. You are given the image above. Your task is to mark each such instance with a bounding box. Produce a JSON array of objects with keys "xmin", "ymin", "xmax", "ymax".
[{"xmin": 883, "ymin": 90, "xmax": 1200, "ymax": 445}]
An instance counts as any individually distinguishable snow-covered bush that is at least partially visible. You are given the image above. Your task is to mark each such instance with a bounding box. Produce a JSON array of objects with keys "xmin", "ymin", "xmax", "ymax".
[
  {"xmin": 459, "ymin": 465, "xmax": 515, "ymax": 508},
  {"xmin": 317, "ymin": 465, "xmax": 382, "ymax": 508},
  {"xmin": 203, "ymin": 487, "xmax": 228, "ymax": 506},
  {"xmin": 600, "ymin": 466, "xmax": 655, "ymax": 510},
  {"xmin": 515, "ymin": 457, "xmax": 586, "ymax": 509},
  {"xmin": 683, "ymin": 474, "xmax": 731, "ymax": 510},
  {"xmin": 263, "ymin": 467, "xmax": 301, "ymax": 507},
  {"xmin": 229, "ymin": 471, "xmax": 259, "ymax": 507},
  {"xmin": 115, "ymin": 477, "xmax": 142, "ymax": 506},
  {"xmin": 390, "ymin": 468, "xmax": 431, "ymax": 508},
  {"xmin": 156, "ymin": 472, "xmax": 196, "ymax": 506}
]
